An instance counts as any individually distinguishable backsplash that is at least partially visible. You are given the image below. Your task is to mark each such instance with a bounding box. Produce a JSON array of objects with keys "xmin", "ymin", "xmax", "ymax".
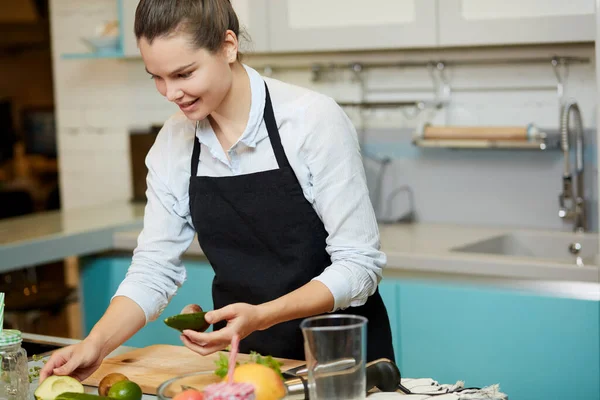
[{"xmin": 49, "ymin": 0, "xmax": 598, "ymax": 231}]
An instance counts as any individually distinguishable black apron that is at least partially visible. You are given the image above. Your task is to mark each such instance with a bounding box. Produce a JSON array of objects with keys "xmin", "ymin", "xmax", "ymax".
[{"xmin": 188, "ymin": 82, "xmax": 395, "ymax": 362}]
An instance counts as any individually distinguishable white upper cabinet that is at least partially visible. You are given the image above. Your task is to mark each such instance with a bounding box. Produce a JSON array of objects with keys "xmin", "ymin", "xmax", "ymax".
[
  {"xmin": 230, "ymin": 0, "xmax": 269, "ymax": 53},
  {"xmin": 267, "ymin": 0, "xmax": 438, "ymax": 52},
  {"xmin": 121, "ymin": 0, "xmax": 140, "ymax": 57},
  {"xmin": 119, "ymin": 0, "xmax": 596, "ymax": 57},
  {"xmin": 121, "ymin": 0, "xmax": 269, "ymax": 58},
  {"xmin": 438, "ymin": 0, "xmax": 597, "ymax": 47}
]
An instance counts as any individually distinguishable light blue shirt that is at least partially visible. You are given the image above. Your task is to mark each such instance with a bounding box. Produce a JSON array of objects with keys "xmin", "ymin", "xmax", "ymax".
[{"xmin": 114, "ymin": 65, "xmax": 387, "ymax": 323}]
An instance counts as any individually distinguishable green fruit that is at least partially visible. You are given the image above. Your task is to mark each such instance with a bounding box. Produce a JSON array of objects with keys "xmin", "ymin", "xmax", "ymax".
[
  {"xmin": 55, "ymin": 393, "xmax": 110, "ymax": 400},
  {"xmin": 34, "ymin": 376, "xmax": 84, "ymax": 400},
  {"xmin": 164, "ymin": 312, "xmax": 210, "ymax": 332},
  {"xmin": 107, "ymin": 380, "xmax": 143, "ymax": 400}
]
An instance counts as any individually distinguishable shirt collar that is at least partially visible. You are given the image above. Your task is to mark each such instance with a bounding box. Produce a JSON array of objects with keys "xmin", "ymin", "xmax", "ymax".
[
  {"xmin": 195, "ymin": 64, "xmax": 267, "ymax": 155},
  {"xmin": 239, "ymin": 64, "xmax": 267, "ymax": 148}
]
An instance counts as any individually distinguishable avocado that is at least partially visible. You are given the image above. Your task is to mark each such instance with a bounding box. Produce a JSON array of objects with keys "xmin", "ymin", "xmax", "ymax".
[
  {"xmin": 34, "ymin": 376, "xmax": 85, "ymax": 400},
  {"xmin": 163, "ymin": 312, "xmax": 211, "ymax": 332},
  {"xmin": 55, "ymin": 393, "xmax": 112, "ymax": 400}
]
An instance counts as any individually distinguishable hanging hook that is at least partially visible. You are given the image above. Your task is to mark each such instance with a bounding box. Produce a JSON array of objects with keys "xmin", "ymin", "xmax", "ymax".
[
  {"xmin": 552, "ymin": 57, "xmax": 569, "ymax": 105},
  {"xmin": 348, "ymin": 63, "xmax": 368, "ymax": 148},
  {"xmin": 350, "ymin": 62, "xmax": 363, "ymax": 82},
  {"xmin": 428, "ymin": 61, "xmax": 451, "ymax": 106},
  {"xmin": 436, "ymin": 62, "xmax": 451, "ymax": 101},
  {"xmin": 310, "ymin": 64, "xmax": 322, "ymax": 82},
  {"xmin": 350, "ymin": 63, "xmax": 366, "ymax": 97}
]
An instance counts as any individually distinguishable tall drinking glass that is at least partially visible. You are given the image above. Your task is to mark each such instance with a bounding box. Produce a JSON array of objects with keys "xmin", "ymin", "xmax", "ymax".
[{"xmin": 300, "ymin": 315, "xmax": 367, "ymax": 400}]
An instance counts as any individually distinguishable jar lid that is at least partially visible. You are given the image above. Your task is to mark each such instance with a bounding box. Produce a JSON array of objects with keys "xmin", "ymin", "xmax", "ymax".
[{"xmin": 0, "ymin": 329, "xmax": 22, "ymax": 346}]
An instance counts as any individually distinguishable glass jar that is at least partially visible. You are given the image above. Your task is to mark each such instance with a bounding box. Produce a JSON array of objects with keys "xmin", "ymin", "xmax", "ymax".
[{"xmin": 0, "ymin": 330, "xmax": 29, "ymax": 400}]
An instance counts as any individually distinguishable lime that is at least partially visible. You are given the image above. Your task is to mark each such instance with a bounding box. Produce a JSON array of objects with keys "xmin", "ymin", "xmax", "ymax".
[{"xmin": 107, "ymin": 380, "xmax": 143, "ymax": 400}]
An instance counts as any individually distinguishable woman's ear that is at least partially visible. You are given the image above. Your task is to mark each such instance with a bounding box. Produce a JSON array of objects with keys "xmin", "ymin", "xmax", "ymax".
[{"xmin": 222, "ymin": 30, "xmax": 239, "ymax": 63}]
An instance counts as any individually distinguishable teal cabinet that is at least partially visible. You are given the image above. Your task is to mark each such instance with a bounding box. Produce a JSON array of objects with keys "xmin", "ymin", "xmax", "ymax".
[
  {"xmin": 81, "ymin": 256, "xmax": 215, "ymax": 348},
  {"xmin": 394, "ymin": 279, "xmax": 600, "ymax": 400}
]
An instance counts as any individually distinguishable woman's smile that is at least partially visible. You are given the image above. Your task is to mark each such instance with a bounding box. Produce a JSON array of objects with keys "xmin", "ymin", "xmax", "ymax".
[{"xmin": 177, "ymin": 98, "xmax": 199, "ymax": 111}]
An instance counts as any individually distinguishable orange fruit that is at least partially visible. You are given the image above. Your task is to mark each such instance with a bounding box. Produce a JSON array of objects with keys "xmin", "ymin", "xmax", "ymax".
[{"xmin": 227, "ymin": 363, "xmax": 285, "ymax": 400}]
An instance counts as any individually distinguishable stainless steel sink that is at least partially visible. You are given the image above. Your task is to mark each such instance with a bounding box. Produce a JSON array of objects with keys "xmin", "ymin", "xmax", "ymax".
[
  {"xmin": 22, "ymin": 338, "xmax": 64, "ymax": 359},
  {"xmin": 451, "ymin": 231, "xmax": 600, "ymax": 264}
]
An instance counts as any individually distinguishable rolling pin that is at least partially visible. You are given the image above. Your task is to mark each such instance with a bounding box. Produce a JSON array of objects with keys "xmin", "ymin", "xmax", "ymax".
[{"xmin": 422, "ymin": 125, "xmax": 536, "ymax": 141}]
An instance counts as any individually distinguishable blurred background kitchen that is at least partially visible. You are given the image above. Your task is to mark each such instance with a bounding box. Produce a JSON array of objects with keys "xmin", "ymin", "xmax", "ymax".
[{"xmin": 1, "ymin": 1, "xmax": 599, "ymax": 399}]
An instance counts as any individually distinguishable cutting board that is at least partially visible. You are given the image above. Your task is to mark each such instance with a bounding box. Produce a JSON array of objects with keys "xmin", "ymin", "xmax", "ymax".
[{"xmin": 82, "ymin": 345, "xmax": 304, "ymax": 396}]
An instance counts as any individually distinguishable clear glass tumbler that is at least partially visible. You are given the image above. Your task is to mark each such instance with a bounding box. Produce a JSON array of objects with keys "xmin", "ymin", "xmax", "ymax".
[{"xmin": 300, "ymin": 315, "xmax": 367, "ymax": 400}]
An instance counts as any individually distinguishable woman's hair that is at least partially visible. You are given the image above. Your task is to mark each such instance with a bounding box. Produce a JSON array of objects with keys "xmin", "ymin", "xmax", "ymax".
[{"xmin": 134, "ymin": 0, "xmax": 246, "ymax": 58}]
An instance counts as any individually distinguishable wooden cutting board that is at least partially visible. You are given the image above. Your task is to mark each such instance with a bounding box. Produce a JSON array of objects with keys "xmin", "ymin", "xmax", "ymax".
[{"xmin": 82, "ymin": 345, "xmax": 304, "ymax": 396}]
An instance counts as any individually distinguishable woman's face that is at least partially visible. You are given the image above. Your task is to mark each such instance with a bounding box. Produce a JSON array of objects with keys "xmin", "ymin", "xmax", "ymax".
[{"xmin": 139, "ymin": 32, "xmax": 237, "ymax": 121}]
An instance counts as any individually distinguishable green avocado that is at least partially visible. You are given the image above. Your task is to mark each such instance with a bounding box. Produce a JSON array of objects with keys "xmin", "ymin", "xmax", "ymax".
[
  {"xmin": 55, "ymin": 393, "xmax": 112, "ymax": 400},
  {"xmin": 163, "ymin": 312, "xmax": 211, "ymax": 332}
]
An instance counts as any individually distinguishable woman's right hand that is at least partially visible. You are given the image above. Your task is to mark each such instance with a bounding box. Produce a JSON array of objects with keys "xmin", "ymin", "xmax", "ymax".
[{"xmin": 39, "ymin": 339, "xmax": 103, "ymax": 383}]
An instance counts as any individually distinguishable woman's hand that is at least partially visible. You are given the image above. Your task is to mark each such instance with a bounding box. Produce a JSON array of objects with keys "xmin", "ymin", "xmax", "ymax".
[
  {"xmin": 180, "ymin": 303, "xmax": 265, "ymax": 356},
  {"xmin": 39, "ymin": 339, "xmax": 103, "ymax": 383}
]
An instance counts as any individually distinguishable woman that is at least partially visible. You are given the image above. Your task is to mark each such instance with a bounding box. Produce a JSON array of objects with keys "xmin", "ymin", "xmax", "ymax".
[{"xmin": 40, "ymin": 0, "xmax": 394, "ymax": 382}]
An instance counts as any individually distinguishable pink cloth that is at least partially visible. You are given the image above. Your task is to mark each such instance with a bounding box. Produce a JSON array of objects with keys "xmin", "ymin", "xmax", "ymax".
[{"xmin": 203, "ymin": 382, "xmax": 255, "ymax": 400}]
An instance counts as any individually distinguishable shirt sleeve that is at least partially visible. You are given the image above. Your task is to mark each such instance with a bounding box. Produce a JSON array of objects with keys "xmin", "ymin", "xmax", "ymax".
[
  {"xmin": 299, "ymin": 95, "xmax": 387, "ymax": 311},
  {"xmin": 112, "ymin": 123, "xmax": 197, "ymax": 323}
]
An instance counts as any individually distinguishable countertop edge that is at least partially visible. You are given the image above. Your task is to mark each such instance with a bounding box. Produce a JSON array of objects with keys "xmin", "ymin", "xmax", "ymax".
[
  {"xmin": 111, "ymin": 229, "xmax": 600, "ymax": 301},
  {"xmin": 0, "ymin": 221, "xmax": 143, "ymax": 274}
]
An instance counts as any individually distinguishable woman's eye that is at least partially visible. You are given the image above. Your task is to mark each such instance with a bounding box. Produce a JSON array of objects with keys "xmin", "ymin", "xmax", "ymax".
[{"xmin": 179, "ymin": 72, "xmax": 192, "ymax": 79}]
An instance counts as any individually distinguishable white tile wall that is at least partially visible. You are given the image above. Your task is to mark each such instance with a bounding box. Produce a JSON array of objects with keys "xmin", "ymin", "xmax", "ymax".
[{"xmin": 49, "ymin": 0, "xmax": 598, "ymax": 231}]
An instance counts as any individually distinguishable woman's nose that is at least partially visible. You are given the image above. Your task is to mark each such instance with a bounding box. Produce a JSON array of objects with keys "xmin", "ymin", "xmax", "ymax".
[{"xmin": 166, "ymin": 84, "xmax": 184, "ymax": 102}]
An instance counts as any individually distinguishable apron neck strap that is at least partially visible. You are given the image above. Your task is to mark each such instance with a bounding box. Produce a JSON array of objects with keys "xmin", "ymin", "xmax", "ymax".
[{"xmin": 263, "ymin": 82, "xmax": 291, "ymax": 170}]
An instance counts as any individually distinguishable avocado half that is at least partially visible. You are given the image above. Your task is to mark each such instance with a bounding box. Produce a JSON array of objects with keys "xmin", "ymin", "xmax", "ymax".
[
  {"xmin": 34, "ymin": 376, "xmax": 84, "ymax": 400},
  {"xmin": 163, "ymin": 312, "xmax": 211, "ymax": 332}
]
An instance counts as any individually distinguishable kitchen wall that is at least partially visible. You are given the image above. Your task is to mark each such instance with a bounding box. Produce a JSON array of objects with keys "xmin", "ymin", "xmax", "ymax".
[{"xmin": 49, "ymin": 0, "xmax": 598, "ymax": 231}]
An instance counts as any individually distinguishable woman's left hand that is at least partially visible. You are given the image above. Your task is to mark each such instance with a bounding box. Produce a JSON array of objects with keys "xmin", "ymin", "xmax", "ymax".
[{"xmin": 180, "ymin": 303, "xmax": 265, "ymax": 356}]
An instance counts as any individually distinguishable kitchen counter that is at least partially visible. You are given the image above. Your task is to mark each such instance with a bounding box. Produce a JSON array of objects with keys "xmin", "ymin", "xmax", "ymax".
[
  {"xmin": 0, "ymin": 202, "xmax": 145, "ymax": 272},
  {"xmin": 1, "ymin": 202, "xmax": 598, "ymax": 300},
  {"xmin": 114, "ymin": 222, "xmax": 600, "ymax": 301}
]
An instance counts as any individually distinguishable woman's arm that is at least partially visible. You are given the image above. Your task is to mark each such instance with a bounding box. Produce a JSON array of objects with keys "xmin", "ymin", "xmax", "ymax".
[
  {"xmin": 113, "ymin": 121, "xmax": 197, "ymax": 323},
  {"xmin": 298, "ymin": 95, "xmax": 386, "ymax": 310}
]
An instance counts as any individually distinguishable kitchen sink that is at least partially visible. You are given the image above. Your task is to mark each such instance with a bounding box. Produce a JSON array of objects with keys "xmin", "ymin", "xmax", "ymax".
[
  {"xmin": 451, "ymin": 231, "xmax": 600, "ymax": 264},
  {"xmin": 22, "ymin": 338, "xmax": 64, "ymax": 359}
]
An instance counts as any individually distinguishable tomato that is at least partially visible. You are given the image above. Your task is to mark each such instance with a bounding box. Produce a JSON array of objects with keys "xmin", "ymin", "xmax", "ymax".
[{"xmin": 172, "ymin": 389, "xmax": 204, "ymax": 400}]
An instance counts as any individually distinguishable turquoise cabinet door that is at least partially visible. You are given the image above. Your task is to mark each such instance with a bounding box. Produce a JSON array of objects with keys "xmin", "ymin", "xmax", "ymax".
[
  {"xmin": 81, "ymin": 257, "xmax": 215, "ymax": 348},
  {"xmin": 396, "ymin": 280, "xmax": 600, "ymax": 400}
]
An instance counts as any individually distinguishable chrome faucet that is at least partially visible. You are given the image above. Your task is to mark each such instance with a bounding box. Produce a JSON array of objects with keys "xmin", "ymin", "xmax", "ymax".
[{"xmin": 558, "ymin": 99, "xmax": 586, "ymax": 232}]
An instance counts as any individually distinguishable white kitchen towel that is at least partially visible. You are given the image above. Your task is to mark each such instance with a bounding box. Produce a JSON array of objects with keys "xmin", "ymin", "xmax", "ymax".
[{"xmin": 368, "ymin": 377, "xmax": 507, "ymax": 399}]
